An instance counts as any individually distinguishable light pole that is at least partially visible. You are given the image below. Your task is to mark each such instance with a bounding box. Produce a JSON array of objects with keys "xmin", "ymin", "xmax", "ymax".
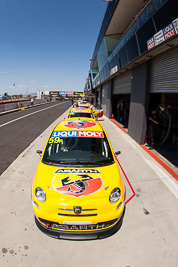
[{"xmin": 26, "ymin": 80, "xmax": 38, "ymax": 98}]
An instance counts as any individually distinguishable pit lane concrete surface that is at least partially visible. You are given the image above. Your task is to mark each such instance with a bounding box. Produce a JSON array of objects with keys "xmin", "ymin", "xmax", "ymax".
[{"xmin": 0, "ymin": 108, "xmax": 178, "ymax": 267}]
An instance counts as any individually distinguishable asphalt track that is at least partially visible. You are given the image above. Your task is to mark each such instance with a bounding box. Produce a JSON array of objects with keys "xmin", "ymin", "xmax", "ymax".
[
  {"xmin": 0, "ymin": 101, "xmax": 71, "ymax": 175},
  {"xmin": 0, "ymin": 107, "xmax": 178, "ymax": 267}
]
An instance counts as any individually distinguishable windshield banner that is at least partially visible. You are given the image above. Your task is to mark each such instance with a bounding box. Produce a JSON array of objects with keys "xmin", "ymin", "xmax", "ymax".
[{"xmin": 52, "ymin": 131, "xmax": 104, "ymax": 138}]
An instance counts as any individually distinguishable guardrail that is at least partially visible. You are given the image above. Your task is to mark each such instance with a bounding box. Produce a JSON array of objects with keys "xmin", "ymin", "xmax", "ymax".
[{"xmin": 0, "ymin": 99, "xmax": 48, "ymax": 113}]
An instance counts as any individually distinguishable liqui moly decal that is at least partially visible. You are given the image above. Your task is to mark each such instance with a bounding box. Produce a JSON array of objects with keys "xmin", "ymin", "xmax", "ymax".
[
  {"xmin": 147, "ymin": 37, "xmax": 155, "ymax": 50},
  {"xmin": 163, "ymin": 23, "xmax": 175, "ymax": 40},
  {"xmin": 78, "ymin": 131, "xmax": 104, "ymax": 138},
  {"xmin": 147, "ymin": 18, "xmax": 178, "ymax": 51},
  {"xmin": 52, "ymin": 131, "xmax": 104, "ymax": 138},
  {"xmin": 52, "ymin": 131, "xmax": 78, "ymax": 137}
]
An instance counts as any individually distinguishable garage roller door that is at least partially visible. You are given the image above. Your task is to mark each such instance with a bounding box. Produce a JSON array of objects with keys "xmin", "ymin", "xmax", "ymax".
[
  {"xmin": 113, "ymin": 70, "xmax": 132, "ymax": 95},
  {"xmin": 150, "ymin": 47, "xmax": 178, "ymax": 93}
]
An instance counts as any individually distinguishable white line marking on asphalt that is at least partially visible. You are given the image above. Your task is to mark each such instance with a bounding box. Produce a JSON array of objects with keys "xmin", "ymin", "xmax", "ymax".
[{"xmin": 0, "ymin": 102, "xmax": 67, "ymax": 128}]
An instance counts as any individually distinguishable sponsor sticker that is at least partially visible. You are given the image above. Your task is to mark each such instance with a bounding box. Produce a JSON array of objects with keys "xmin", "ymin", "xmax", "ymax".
[
  {"xmin": 154, "ymin": 30, "xmax": 165, "ymax": 46},
  {"xmin": 52, "ymin": 131, "xmax": 78, "ymax": 137},
  {"xmin": 49, "ymin": 137, "xmax": 62, "ymax": 144},
  {"xmin": 52, "ymin": 131, "xmax": 104, "ymax": 138},
  {"xmin": 110, "ymin": 65, "xmax": 118, "ymax": 76},
  {"xmin": 62, "ymin": 120, "xmax": 96, "ymax": 129},
  {"xmin": 147, "ymin": 37, "xmax": 155, "ymax": 50},
  {"xmin": 55, "ymin": 169, "xmax": 100, "ymax": 174},
  {"xmin": 173, "ymin": 18, "xmax": 178, "ymax": 34},
  {"xmin": 78, "ymin": 131, "xmax": 104, "ymax": 138},
  {"xmin": 147, "ymin": 18, "xmax": 178, "ymax": 51},
  {"xmin": 52, "ymin": 169, "xmax": 102, "ymax": 197},
  {"xmin": 163, "ymin": 23, "xmax": 175, "ymax": 40},
  {"xmin": 59, "ymin": 91, "xmax": 67, "ymax": 95},
  {"xmin": 67, "ymin": 91, "xmax": 74, "ymax": 95}
]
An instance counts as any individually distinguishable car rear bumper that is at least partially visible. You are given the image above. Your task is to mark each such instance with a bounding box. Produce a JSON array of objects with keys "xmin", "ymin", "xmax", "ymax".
[{"xmin": 35, "ymin": 206, "xmax": 125, "ymax": 240}]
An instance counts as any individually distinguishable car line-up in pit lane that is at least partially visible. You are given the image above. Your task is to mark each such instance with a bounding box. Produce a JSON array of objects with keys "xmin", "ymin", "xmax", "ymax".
[
  {"xmin": 67, "ymin": 107, "xmax": 95, "ymax": 119},
  {"xmin": 32, "ymin": 118, "xmax": 126, "ymax": 240}
]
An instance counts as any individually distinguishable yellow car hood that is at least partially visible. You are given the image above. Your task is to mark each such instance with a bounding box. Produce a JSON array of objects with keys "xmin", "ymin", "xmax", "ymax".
[{"xmin": 33, "ymin": 161, "xmax": 124, "ymax": 200}]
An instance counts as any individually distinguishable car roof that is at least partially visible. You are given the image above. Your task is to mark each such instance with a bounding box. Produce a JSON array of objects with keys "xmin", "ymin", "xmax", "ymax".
[
  {"xmin": 54, "ymin": 119, "xmax": 103, "ymax": 132},
  {"xmin": 78, "ymin": 103, "xmax": 89, "ymax": 106},
  {"xmin": 67, "ymin": 108, "xmax": 95, "ymax": 119},
  {"xmin": 69, "ymin": 107, "xmax": 92, "ymax": 113}
]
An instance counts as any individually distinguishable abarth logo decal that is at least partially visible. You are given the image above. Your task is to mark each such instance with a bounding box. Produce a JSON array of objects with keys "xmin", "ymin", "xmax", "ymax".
[
  {"xmin": 52, "ymin": 169, "xmax": 102, "ymax": 197},
  {"xmin": 55, "ymin": 169, "xmax": 100, "ymax": 174},
  {"xmin": 62, "ymin": 120, "xmax": 96, "ymax": 129}
]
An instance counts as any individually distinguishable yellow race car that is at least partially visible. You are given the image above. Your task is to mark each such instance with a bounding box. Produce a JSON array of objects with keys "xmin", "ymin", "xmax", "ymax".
[
  {"xmin": 91, "ymin": 104, "xmax": 104, "ymax": 118},
  {"xmin": 67, "ymin": 107, "xmax": 95, "ymax": 119},
  {"xmin": 32, "ymin": 119, "xmax": 126, "ymax": 240},
  {"xmin": 78, "ymin": 101, "xmax": 90, "ymax": 108}
]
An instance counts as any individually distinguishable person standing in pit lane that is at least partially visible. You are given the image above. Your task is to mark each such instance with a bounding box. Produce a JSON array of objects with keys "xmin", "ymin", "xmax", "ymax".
[
  {"xmin": 117, "ymin": 101, "xmax": 125, "ymax": 123},
  {"xmin": 148, "ymin": 109, "xmax": 159, "ymax": 149},
  {"xmin": 31, "ymin": 98, "xmax": 34, "ymax": 106}
]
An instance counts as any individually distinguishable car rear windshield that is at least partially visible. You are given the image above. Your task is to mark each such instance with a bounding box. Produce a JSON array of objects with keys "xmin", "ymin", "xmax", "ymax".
[
  {"xmin": 68, "ymin": 113, "xmax": 93, "ymax": 118},
  {"xmin": 42, "ymin": 134, "xmax": 114, "ymax": 166}
]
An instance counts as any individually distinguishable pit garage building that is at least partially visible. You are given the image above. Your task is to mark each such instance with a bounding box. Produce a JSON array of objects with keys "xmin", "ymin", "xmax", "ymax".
[{"xmin": 84, "ymin": 0, "xmax": 178, "ymax": 165}]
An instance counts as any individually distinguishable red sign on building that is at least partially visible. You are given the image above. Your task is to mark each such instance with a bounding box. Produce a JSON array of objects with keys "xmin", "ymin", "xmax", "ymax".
[
  {"xmin": 67, "ymin": 91, "xmax": 74, "ymax": 95},
  {"xmin": 163, "ymin": 23, "xmax": 175, "ymax": 40},
  {"xmin": 147, "ymin": 37, "xmax": 155, "ymax": 50}
]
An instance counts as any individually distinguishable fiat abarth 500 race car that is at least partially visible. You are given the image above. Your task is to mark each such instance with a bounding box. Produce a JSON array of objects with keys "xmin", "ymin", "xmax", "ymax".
[
  {"xmin": 32, "ymin": 118, "xmax": 126, "ymax": 240},
  {"xmin": 92, "ymin": 104, "xmax": 104, "ymax": 118},
  {"xmin": 67, "ymin": 107, "xmax": 95, "ymax": 119},
  {"xmin": 77, "ymin": 101, "xmax": 90, "ymax": 109}
]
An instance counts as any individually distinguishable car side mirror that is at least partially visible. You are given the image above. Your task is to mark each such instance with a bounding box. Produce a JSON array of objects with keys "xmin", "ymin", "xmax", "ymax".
[
  {"xmin": 115, "ymin": 151, "xmax": 121, "ymax": 156},
  {"xmin": 36, "ymin": 150, "xmax": 42, "ymax": 156}
]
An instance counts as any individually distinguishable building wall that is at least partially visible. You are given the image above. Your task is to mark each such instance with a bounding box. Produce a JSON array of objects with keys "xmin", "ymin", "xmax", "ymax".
[
  {"xmin": 101, "ymin": 81, "xmax": 113, "ymax": 118},
  {"xmin": 128, "ymin": 62, "xmax": 150, "ymax": 144},
  {"xmin": 101, "ymin": 83, "xmax": 108, "ymax": 115},
  {"xmin": 92, "ymin": 0, "xmax": 178, "ymax": 145},
  {"xmin": 106, "ymin": 80, "xmax": 113, "ymax": 118}
]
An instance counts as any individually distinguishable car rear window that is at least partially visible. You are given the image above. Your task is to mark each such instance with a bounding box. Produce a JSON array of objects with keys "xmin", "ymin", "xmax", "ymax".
[{"xmin": 68, "ymin": 112, "xmax": 93, "ymax": 118}]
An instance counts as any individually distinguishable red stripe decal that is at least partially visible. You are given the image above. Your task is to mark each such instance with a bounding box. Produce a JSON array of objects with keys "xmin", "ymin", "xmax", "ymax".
[{"xmin": 115, "ymin": 154, "xmax": 136, "ymax": 205}]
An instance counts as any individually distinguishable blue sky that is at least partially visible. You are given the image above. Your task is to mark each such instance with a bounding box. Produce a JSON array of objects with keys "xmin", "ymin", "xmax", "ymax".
[{"xmin": 0, "ymin": 0, "xmax": 107, "ymax": 95}]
